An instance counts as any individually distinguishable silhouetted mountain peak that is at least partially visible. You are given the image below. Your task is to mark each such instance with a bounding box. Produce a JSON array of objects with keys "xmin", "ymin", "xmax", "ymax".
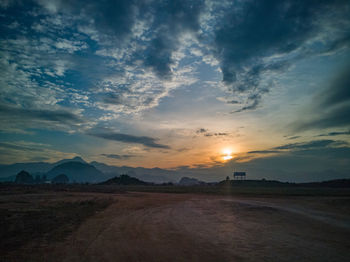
[
  {"xmin": 101, "ymin": 174, "xmax": 148, "ymax": 185},
  {"xmin": 46, "ymin": 161, "xmax": 104, "ymax": 183},
  {"xmin": 54, "ymin": 156, "xmax": 86, "ymax": 166}
]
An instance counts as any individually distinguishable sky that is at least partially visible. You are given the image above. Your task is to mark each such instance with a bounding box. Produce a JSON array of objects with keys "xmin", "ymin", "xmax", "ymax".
[{"xmin": 0, "ymin": 0, "xmax": 350, "ymax": 181}]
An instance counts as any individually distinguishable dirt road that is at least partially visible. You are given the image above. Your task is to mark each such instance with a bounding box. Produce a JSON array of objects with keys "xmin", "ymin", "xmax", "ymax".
[{"xmin": 44, "ymin": 193, "xmax": 350, "ymax": 262}]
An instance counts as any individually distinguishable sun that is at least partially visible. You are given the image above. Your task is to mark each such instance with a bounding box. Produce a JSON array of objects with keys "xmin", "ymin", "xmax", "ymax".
[{"xmin": 222, "ymin": 148, "xmax": 233, "ymax": 161}]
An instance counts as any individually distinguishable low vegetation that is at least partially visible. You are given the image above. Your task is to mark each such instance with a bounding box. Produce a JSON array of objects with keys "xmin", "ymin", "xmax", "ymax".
[{"xmin": 0, "ymin": 189, "xmax": 113, "ymax": 261}]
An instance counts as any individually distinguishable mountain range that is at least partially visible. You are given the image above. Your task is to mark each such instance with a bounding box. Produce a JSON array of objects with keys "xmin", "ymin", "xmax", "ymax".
[{"xmin": 0, "ymin": 156, "xmax": 182, "ymax": 183}]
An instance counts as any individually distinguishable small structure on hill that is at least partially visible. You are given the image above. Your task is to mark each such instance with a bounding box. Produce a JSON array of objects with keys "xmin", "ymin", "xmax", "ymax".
[{"xmin": 233, "ymin": 171, "xmax": 246, "ymax": 180}]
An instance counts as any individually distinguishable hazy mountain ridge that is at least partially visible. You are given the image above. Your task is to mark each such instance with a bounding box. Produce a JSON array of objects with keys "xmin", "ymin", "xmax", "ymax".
[
  {"xmin": 178, "ymin": 177, "xmax": 205, "ymax": 186},
  {"xmin": 90, "ymin": 161, "xmax": 180, "ymax": 183},
  {"xmin": 3, "ymin": 157, "xmax": 347, "ymax": 184},
  {"xmin": 46, "ymin": 161, "xmax": 105, "ymax": 183},
  {"xmin": 0, "ymin": 157, "xmax": 182, "ymax": 183}
]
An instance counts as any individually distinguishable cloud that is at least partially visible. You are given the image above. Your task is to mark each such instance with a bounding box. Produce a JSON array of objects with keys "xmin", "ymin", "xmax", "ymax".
[
  {"xmin": 318, "ymin": 130, "xmax": 350, "ymax": 137},
  {"xmin": 211, "ymin": 0, "xmax": 350, "ymax": 112},
  {"xmin": 142, "ymin": 0, "xmax": 205, "ymax": 78},
  {"xmin": 1, "ymin": 0, "xmax": 350, "ymax": 148},
  {"xmin": 89, "ymin": 131, "xmax": 170, "ymax": 149},
  {"xmin": 286, "ymin": 136, "xmax": 301, "ymax": 140},
  {"xmin": 246, "ymin": 139, "xmax": 349, "ymax": 159},
  {"xmin": 0, "ymin": 104, "xmax": 82, "ymax": 123},
  {"xmin": 0, "ymin": 140, "xmax": 77, "ymax": 164},
  {"xmin": 294, "ymin": 65, "xmax": 350, "ymax": 131},
  {"xmin": 35, "ymin": 0, "xmax": 205, "ymax": 79},
  {"xmin": 231, "ymin": 94, "xmax": 262, "ymax": 113},
  {"xmin": 0, "ymin": 104, "xmax": 85, "ymax": 132},
  {"xmin": 0, "ymin": 141, "xmax": 46, "ymax": 152},
  {"xmin": 196, "ymin": 128, "xmax": 208, "ymax": 134},
  {"xmin": 319, "ymin": 66, "xmax": 350, "ymax": 108},
  {"xmin": 273, "ymin": 139, "xmax": 347, "ymax": 150},
  {"xmin": 36, "ymin": 0, "xmax": 138, "ymax": 42},
  {"xmin": 101, "ymin": 154, "xmax": 134, "ymax": 160},
  {"xmin": 196, "ymin": 128, "xmax": 229, "ymax": 137},
  {"xmin": 248, "ymin": 150, "xmax": 280, "ymax": 154},
  {"xmin": 204, "ymin": 132, "xmax": 228, "ymax": 137}
]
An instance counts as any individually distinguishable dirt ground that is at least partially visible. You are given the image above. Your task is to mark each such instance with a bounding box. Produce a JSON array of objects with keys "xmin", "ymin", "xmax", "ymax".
[{"xmin": 2, "ymin": 192, "xmax": 350, "ymax": 262}]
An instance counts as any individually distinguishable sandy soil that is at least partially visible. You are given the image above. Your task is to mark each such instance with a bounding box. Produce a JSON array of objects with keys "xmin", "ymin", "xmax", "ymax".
[{"xmin": 34, "ymin": 192, "xmax": 350, "ymax": 262}]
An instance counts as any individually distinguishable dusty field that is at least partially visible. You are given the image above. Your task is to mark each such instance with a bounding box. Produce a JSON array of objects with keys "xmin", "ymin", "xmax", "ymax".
[{"xmin": 1, "ymin": 191, "xmax": 350, "ymax": 262}]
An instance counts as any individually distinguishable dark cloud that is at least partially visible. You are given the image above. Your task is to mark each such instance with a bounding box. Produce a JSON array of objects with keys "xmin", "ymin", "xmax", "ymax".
[
  {"xmin": 215, "ymin": 133, "xmax": 228, "ymax": 136},
  {"xmin": 7, "ymin": 0, "xmax": 204, "ymax": 81},
  {"xmin": 213, "ymin": 0, "xmax": 350, "ymax": 111},
  {"xmin": 286, "ymin": 136, "xmax": 301, "ymax": 140},
  {"xmin": 294, "ymin": 65, "xmax": 350, "ymax": 131},
  {"xmin": 274, "ymin": 139, "xmax": 347, "ymax": 150},
  {"xmin": 247, "ymin": 139, "xmax": 348, "ymax": 157},
  {"xmin": 231, "ymin": 94, "xmax": 262, "ymax": 113},
  {"xmin": 102, "ymin": 90, "xmax": 134, "ymax": 105},
  {"xmin": 37, "ymin": 0, "xmax": 139, "ymax": 42},
  {"xmin": 196, "ymin": 128, "xmax": 208, "ymax": 134},
  {"xmin": 204, "ymin": 132, "xmax": 228, "ymax": 137},
  {"xmin": 226, "ymin": 100, "xmax": 240, "ymax": 104},
  {"xmin": 101, "ymin": 154, "xmax": 134, "ymax": 160},
  {"xmin": 0, "ymin": 142, "xmax": 44, "ymax": 152},
  {"xmin": 298, "ymin": 104, "xmax": 350, "ymax": 130},
  {"xmin": 47, "ymin": 0, "xmax": 204, "ymax": 79},
  {"xmin": 89, "ymin": 131, "xmax": 170, "ymax": 149},
  {"xmin": 318, "ymin": 130, "xmax": 350, "ymax": 137},
  {"xmin": 0, "ymin": 104, "xmax": 84, "ymax": 125},
  {"xmin": 248, "ymin": 150, "xmax": 280, "ymax": 154},
  {"xmin": 196, "ymin": 128, "xmax": 228, "ymax": 137},
  {"xmin": 319, "ymin": 66, "xmax": 350, "ymax": 108},
  {"xmin": 142, "ymin": 0, "xmax": 205, "ymax": 78}
]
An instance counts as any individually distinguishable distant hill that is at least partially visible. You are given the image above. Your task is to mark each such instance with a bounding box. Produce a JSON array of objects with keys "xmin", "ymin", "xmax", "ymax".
[
  {"xmin": 0, "ymin": 156, "xmax": 87, "ymax": 179},
  {"xmin": 179, "ymin": 177, "xmax": 204, "ymax": 186},
  {"xmin": 90, "ymin": 161, "xmax": 179, "ymax": 183},
  {"xmin": 54, "ymin": 156, "xmax": 87, "ymax": 166},
  {"xmin": 100, "ymin": 174, "xmax": 148, "ymax": 185},
  {"xmin": 0, "ymin": 162, "xmax": 52, "ymax": 178},
  {"xmin": 0, "ymin": 157, "xmax": 180, "ymax": 183},
  {"xmin": 46, "ymin": 161, "xmax": 104, "ymax": 183}
]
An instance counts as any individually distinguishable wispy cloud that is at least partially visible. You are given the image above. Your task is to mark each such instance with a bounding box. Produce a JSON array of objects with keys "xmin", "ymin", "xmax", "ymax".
[
  {"xmin": 101, "ymin": 153, "xmax": 135, "ymax": 160},
  {"xmin": 0, "ymin": 141, "xmax": 77, "ymax": 164},
  {"xmin": 318, "ymin": 130, "xmax": 350, "ymax": 137},
  {"xmin": 195, "ymin": 128, "xmax": 229, "ymax": 137},
  {"xmin": 0, "ymin": 104, "xmax": 86, "ymax": 133},
  {"xmin": 273, "ymin": 140, "xmax": 347, "ymax": 150},
  {"xmin": 89, "ymin": 131, "xmax": 170, "ymax": 149}
]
